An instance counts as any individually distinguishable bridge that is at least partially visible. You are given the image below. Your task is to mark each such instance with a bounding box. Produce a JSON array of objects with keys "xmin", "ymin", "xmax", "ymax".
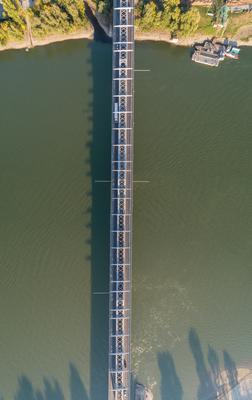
[{"xmin": 108, "ymin": 0, "xmax": 134, "ymax": 398}]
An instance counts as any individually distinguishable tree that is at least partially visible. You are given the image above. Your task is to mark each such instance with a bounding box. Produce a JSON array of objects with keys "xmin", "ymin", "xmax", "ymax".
[
  {"xmin": 135, "ymin": 0, "xmax": 201, "ymax": 36},
  {"xmin": 0, "ymin": 21, "xmax": 8, "ymax": 44},
  {"xmin": 30, "ymin": 0, "xmax": 89, "ymax": 36},
  {"xmin": 140, "ymin": 1, "xmax": 160, "ymax": 31},
  {"xmin": 162, "ymin": 0, "xmax": 182, "ymax": 33},
  {"xmin": 180, "ymin": 7, "xmax": 200, "ymax": 35},
  {"xmin": 212, "ymin": 0, "xmax": 225, "ymax": 22},
  {"xmin": 2, "ymin": 0, "xmax": 25, "ymax": 31}
]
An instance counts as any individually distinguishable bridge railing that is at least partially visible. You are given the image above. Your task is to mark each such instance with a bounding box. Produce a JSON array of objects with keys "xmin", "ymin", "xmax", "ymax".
[{"xmin": 108, "ymin": 0, "xmax": 134, "ymax": 398}]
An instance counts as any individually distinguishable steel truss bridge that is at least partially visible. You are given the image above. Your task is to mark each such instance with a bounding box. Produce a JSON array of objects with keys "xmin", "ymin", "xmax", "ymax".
[{"xmin": 108, "ymin": 0, "xmax": 134, "ymax": 399}]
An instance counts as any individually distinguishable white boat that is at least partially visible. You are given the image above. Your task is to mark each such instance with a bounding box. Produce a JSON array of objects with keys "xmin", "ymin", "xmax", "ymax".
[{"xmin": 225, "ymin": 45, "xmax": 240, "ymax": 59}]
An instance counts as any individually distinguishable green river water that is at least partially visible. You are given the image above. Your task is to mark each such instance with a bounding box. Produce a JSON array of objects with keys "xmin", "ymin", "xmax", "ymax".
[{"xmin": 0, "ymin": 39, "xmax": 252, "ymax": 400}]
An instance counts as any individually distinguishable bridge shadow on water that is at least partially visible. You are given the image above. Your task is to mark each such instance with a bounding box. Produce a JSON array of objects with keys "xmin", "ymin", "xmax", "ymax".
[
  {"xmin": 0, "ymin": 23, "xmax": 112, "ymax": 400},
  {"xmin": 87, "ymin": 26, "xmax": 112, "ymax": 400}
]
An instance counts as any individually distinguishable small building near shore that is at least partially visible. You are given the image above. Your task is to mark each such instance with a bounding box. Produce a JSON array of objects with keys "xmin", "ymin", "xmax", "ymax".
[
  {"xmin": 229, "ymin": 3, "xmax": 252, "ymax": 12},
  {"xmin": 191, "ymin": 0, "xmax": 252, "ymax": 10}
]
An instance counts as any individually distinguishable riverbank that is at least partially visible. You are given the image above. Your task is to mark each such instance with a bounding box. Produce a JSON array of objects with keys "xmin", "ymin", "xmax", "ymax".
[
  {"xmin": 135, "ymin": 29, "xmax": 252, "ymax": 46},
  {"xmin": 135, "ymin": 30, "xmax": 205, "ymax": 46},
  {"xmin": 0, "ymin": 29, "xmax": 93, "ymax": 52},
  {"xmin": 1, "ymin": 21, "xmax": 252, "ymax": 53}
]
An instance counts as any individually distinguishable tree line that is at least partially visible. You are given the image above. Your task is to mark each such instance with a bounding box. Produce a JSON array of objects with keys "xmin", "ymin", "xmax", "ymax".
[
  {"xmin": 30, "ymin": 0, "xmax": 89, "ymax": 37},
  {"xmin": 0, "ymin": 0, "xmax": 201, "ymax": 45},
  {"xmin": 135, "ymin": 0, "xmax": 200, "ymax": 36},
  {"xmin": 0, "ymin": 0, "xmax": 26, "ymax": 44},
  {"xmin": 0, "ymin": 0, "xmax": 89, "ymax": 45},
  {"xmin": 96, "ymin": 0, "xmax": 201, "ymax": 36}
]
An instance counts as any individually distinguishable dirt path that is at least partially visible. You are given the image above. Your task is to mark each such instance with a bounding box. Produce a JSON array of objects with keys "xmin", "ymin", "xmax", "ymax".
[
  {"xmin": 25, "ymin": 13, "xmax": 33, "ymax": 48},
  {"xmin": 22, "ymin": 0, "xmax": 33, "ymax": 48}
]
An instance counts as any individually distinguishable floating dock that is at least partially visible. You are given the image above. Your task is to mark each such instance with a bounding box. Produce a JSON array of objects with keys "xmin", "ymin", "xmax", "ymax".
[
  {"xmin": 192, "ymin": 39, "xmax": 239, "ymax": 67},
  {"xmin": 192, "ymin": 40, "xmax": 225, "ymax": 67},
  {"xmin": 192, "ymin": 50, "xmax": 220, "ymax": 67}
]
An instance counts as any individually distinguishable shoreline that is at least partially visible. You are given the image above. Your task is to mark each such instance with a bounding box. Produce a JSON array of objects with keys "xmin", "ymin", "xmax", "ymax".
[
  {"xmin": 0, "ymin": 29, "xmax": 93, "ymax": 53},
  {"xmin": 1, "ymin": 26, "xmax": 252, "ymax": 53},
  {"xmin": 135, "ymin": 30, "xmax": 206, "ymax": 47},
  {"xmin": 135, "ymin": 29, "xmax": 252, "ymax": 47}
]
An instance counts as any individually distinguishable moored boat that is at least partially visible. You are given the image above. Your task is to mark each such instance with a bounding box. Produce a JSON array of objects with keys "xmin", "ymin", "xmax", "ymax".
[
  {"xmin": 225, "ymin": 45, "xmax": 240, "ymax": 59},
  {"xmin": 192, "ymin": 39, "xmax": 241, "ymax": 66}
]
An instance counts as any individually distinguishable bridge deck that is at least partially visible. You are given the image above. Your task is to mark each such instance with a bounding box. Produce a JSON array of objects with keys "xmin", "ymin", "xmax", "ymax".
[{"xmin": 108, "ymin": 0, "xmax": 134, "ymax": 399}]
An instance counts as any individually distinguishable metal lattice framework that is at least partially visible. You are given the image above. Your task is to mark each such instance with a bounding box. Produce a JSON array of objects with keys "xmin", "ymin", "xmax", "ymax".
[{"xmin": 108, "ymin": 0, "xmax": 134, "ymax": 399}]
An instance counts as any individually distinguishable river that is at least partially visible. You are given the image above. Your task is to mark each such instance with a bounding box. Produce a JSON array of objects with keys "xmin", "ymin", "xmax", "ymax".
[{"xmin": 0, "ymin": 39, "xmax": 252, "ymax": 400}]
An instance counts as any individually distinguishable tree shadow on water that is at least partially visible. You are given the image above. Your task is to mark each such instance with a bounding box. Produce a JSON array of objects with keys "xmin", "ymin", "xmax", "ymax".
[
  {"xmin": 189, "ymin": 328, "xmax": 217, "ymax": 400},
  {"xmin": 222, "ymin": 350, "xmax": 252, "ymax": 400},
  {"xmin": 188, "ymin": 329, "xmax": 252, "ymax": 400},
  {"xmin": 223, "ymin": 351, "xmax": 239, "ymax": 391},
  {"xmin": 208, "ymin": 346, "xmax": 221, "ymax": 381},
  {"xmin": 69, "ymin": 364, "xmax": 89, "ymax": 400},
  {"xmin": 157, "ymin": 352, "xmax": 183, "ymax": 400},
  {"xmin": 207, "ymin": 345, "xmax": 226, "ymax": 399},
  {"xmin": 14, "ymin": 363, "xmax": 88, "ymax": 400},
  {"xmin": 15, "ymin": 376, "xmax": 64, "ymax": 400},
  {"xmin": 15, "ymin": 376, "xmax": 37, "ymax": 400}
]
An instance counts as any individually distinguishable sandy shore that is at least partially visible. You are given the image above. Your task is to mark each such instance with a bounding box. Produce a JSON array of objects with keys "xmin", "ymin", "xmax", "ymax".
[
  {"xmin": 0, "ymin": 29, "xmax": 93, "ymax": 52},
  {"xmin": 1, "ymin": 25, "xmax": 252, "ymax": 53},
  {"xmin": 135, "ymin": 30, "xmax": 205, "ymax": 46},
  {"xmin": 135, "ymin": 29, "xmax": 252, "ymax": 47}
]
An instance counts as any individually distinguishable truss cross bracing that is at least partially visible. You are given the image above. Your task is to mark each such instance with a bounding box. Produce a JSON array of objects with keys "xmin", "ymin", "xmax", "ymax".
[{"xmin": 108, "ymin": 0, "xmax": 134, "ymax": 399}]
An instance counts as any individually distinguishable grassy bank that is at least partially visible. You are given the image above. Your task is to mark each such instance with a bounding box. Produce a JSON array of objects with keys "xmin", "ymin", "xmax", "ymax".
[
  {"xmin": 135, "ymin": 4, "xmax": 252, "ymax": 43},
  {"xmin": 195, "ymin": 5, "xmax": 252, "ymax": 41},
  {"xmin": 225, "ymin": 12, "xmax": 252, "ymax": 40}
]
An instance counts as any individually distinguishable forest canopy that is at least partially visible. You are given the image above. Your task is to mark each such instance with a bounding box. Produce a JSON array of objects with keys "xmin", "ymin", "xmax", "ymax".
[
  {"xmin": 30, "ymin": 0, "xmax": 89, "ymax": 37},
  {"xmin": 0, "ymin": 0, "xmax": 200, "ymax": 45},
  {"xmin": 0, "ymin": 0, "xmax": 90, "ymax": 44},
  {"xmin": 135, "ymin": 0, "xmax": 200, "ymax": 35}
]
